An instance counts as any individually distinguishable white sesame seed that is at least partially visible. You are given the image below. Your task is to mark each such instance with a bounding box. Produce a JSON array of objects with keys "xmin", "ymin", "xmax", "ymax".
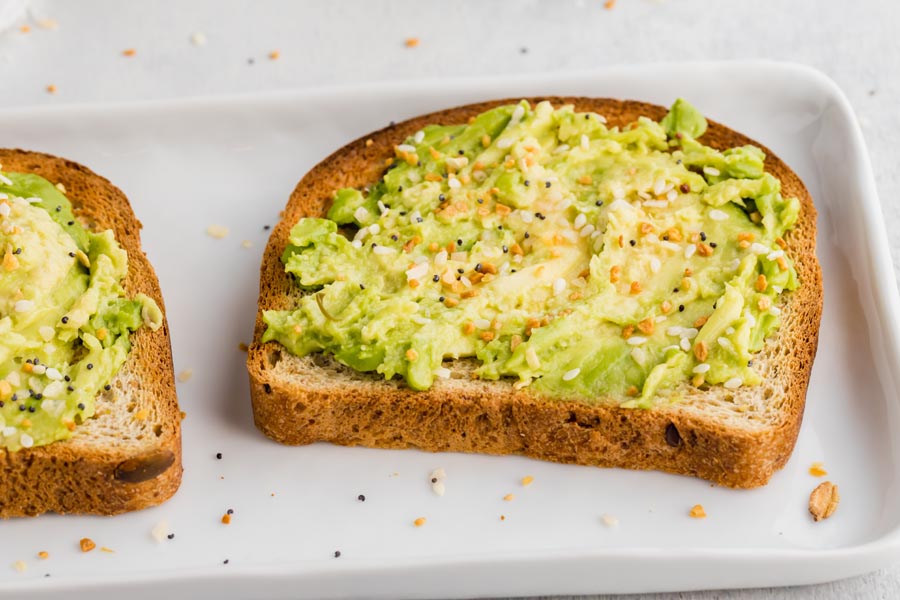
[
  {"xmin": 717, "ymin": 337, "xmax": 733, "ymax": 350},
  {"xmin": 750, "ymin": 242, "xmax": 770, "ymax": 255},
  {"xmin": 447, "ymin": 177, "xmax": 461, "ymax": 189},
  {"xmin": 562, "ymin": 368, "xmax": 581, "ymax": 381},
  {"xmin": 411, "ymin": 315, "xmax": 431, "ymax": 325},
  {"xmin": 2, "ymin": 427, "xmax": 16, "ymax": 437},
  {"xmin": 560, "ymin": 229, "xmax": 578, "ymax": 243},
  {"xmin": 434, "ymin": 250, "xmax": 448, "ymax": 266},
  {"xmin": 630, "ymin": 347, "xmax": 647, "ymax": 366},
  {"xmin": 351, "ymin": 240, "xmax": 362, "ymax": 249},
  {"xmin": 12, "ymin": 560, "xmax": 26, "ymax": 573},
  {"xmin": 591, "ymin": 229, "xmax": 602, "ymax": 239},
  {"xmin": 151, "ymin": 520, "xmax": 171, "ymax": 543},
  {"xmin": 728, "ymin": 258, "xmax": 742, "ymax": 271},
  {"xmin": 206, "ymin": 224, "xmax": 230, "ymax": 239},
  {"xmin": 413, "ymin": 130, "xmax": 425, "ymax": 144},
  {"xmin": 459, "ymin": 276, "xmax": 472, "ymax": 288},
  {"xmin": 19, "ymin": 434, "xmax": 33, "ymax": 448},
  {"xmin": 39, "ymin": 326, "xmax": 55, "ymax": 341},
  {"xmin": 660, "ymin": 240, "xmax": 681, "ymax": 252},
  {"xmin": 430, "ymin": 467, "xmax": 446, "ymax": 481},
  {"xmin": 433, "ymin": 367, "xmax": 451, "ymax": 379},
  {"xmin": 601, "ymin": 514, "xmax": 619, "ymax": 527},
  {"xmin": 655, "ymin": 315, "xmax": 667, "ymax": 323},
  {"xmin": 649, "ymin": 257, "xmax": 661, "ymax": 273},
  {"xmin": 666, "ymin": 326, "xmax": 683, "ymax": 337},
  {"xmin": 653, "ymin": 178, "xmax": 666, "ymax": 196},
  {"xmin": 450, "ymin": 251, "xmax": 467, "ymax": 262},
  {"xmin": 703, "ymin": 166, "xmax": 721, "ymax": 176},
  {"xmin": 14, "ymin": 300, "xmax": 34, "ymax": 313},
  {"xmin": 680, "ymin": 337, "xmax": 692, "ymax": 352},
  {"xmin": 552, "ymin": 278, "xmax": 567, "ymax": 296},
  {"xmin": 627, "ymin": 336, "xmax": 647, "ymax": 346},
  {"xmin": 368, "ymin": 223, "xmax": 381, "ymax": 235},
  {"xmin": 554, "ymin": 144, "xmax": 570, "ymax": 154},
  {"xmin": 496, "ymin": 138, "xmax": 513, "ymax": 149},
  {"xmin": 406, "ymin": 263, "xmax": 429, "ymax": 281},
  {"xmin": 709, "ymin": 209, "xmax": 728, "ymax": 221},
  {"xmin": 725, "ymin": 326, "xmax": 735, "ymax": 335},
  {"xmin": 6, "ymin": 372, "xmax": 19, "ymax": 387},
  {"xmin": 580, "ymin": 134, "xmax": 589, "ymax": 150},
  {"xmin": 511, "ymin": 104, "xmax": 526, "ymax": 123},
  {"xmin": 608, "ymin": 199, "xmax": 632, "ymax": 213},
  {"xmin": 684, "ymin": 244, "xmax": 696, "ymax": 259},
  {"xmin": 767, "ymin": 249, "xmax": 785, "ymax": 261},
  {"xmin": 559, "ymin": 197, "xmax": 573, "ymax": 211},
  {"xmin": 413, "ymin": 255, "xmax": 429, "ymax": 264},
  {"xmin": 692, "ymin": 363, "xmax": 711, "ymax": 374},
  {"xmin": 397, "ymin": 144, "xmax": 416, "ymax": 153},
  {"xmin": 520, "ymin": 211, "xmax": 534, "ymax": 224},
  {"xmin": 432, "ymin": 480, "xmax": 446, "ymax": 496},
  {"xmin": 574, "ymin": 213, "xmax": 587, "ymax": 229},
  {"xmin": 45, "ymin": 367, "xmax": 63, "ymax": 381},
  {"xmin": 769, "ymin": 305, "xmax": 782, "ymax": 315},
  {"xmin": 526, "ymin": 347, "xmax": 541, "ymax": 369},
  {"xmin": 0, "ymin": 174, "xmax": 12, "ymax": 185},
  {"xmin": 377, "ymin": 200, "xmax": 387, "ymax": 215},
  {"xmin": 190, "ymin": 31, "xmax": 207, "ymax": 46},
  {"xmin": 745, "ymin": 311, "xmax": 757, "ymax": 327},
  {"xmin": 31, "ymin": 364, "xmax": 46, "ymax": 375},
  {"xmin": 0, "ymin": 203, "xmax": 9, "ymax": 218},
  {"xmin": 580, "ymin": 224, "xmax": 595, "ymax": 238},
  {"xmin": 724, "ymin": 377, "xmax": 742, "ymax": 389},
  {"xmin": 666, "ymin": 188, "xmax": 678, "ymax": 202},
  {"xmin": 42, "ymin": 381, "xmax": 64, "ymax": 399},
  {"xmin": 474, "ymin": 318, "xmax": 490, "ymax": 330},
  {"xmin": 353, "ymin": 206, "xmax": 369, "ymax": 223},
  {"xmin": 372, "ymin": 245, "xmax": 394, "ymax": 255},
  {"xmin": 683, "ymin": 328, "xmax": 699, "ymax": 339}
]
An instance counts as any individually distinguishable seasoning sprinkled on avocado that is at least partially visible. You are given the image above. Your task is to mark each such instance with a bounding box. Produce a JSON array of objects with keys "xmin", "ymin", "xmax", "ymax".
[
  {"xmin": 262, "ymin": 99, "xmax": 800, "ymax": 407},
  {"xmin": 0, "ymin": 171, "xmax": 161, "ymax": 450}
]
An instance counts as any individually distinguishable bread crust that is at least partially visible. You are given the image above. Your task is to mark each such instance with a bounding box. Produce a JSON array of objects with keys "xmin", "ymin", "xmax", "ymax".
[
  {"xmin": 248, "ymin": 98, "xmax": 822, "ymax": 488},
  {"xmin": 0, "ymin": 149, "xmax": 182, "ymax": 516}
]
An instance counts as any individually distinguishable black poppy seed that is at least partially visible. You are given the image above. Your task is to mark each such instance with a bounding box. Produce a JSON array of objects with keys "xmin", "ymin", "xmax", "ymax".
[
  {"xmin": 679, "ymin": 304, "xmax": 685, "ymax": 312},
  {"xmin": 25, "ymin": 359, "xmax": 33, "ymax": 365},
  {"xmin": 595, "ymin": 200, "xmax": 604, "ymax": 207},
  {"xmin": 432, "ymin": 275, "xmax": 440, "ymax": 282},
  {"xmin": 439, "ymin": 194, "xmax": 446, "ymax": 201},
  {"xmin": 18, "ymin": 404, "xmax": 25, "ymax": 411},
  {"xmin": 33, "ymin": 358, "xmax": 39, "ymax": 365},
  {"xmin": 61, "ymin": 317, "xmax": 68, "ymax": 324},
  {"xmin": 662, "ymin": 235, "xmax": 669, "ymax": 241},
  {"xmin": 398, "ymin": 186, "xmax": 403, "ymax": 192},
  {"xmin": 748, "ymin": 360, "xmax": 754, "ymax": 367},
  {"xmin": 399, "ymin": 211, "xmax": 407, "ymax": 216},
  {"xmin": 55, "ymin": 205, "xmax": 62, "ymax": 212},
  {"xmin": 9, "ymin": 394, "xmax": 16, "ymax": 402},
  {"xmin": 371, "ymin": 243, "xmax": 376, "ymax": 248},
  {"xmin": 389, "ymin": 121, "xmax": 396, "ymax": 127},
  {"xmin": 223, "ymin": 559, "xmax": 229, "ymax": 565},
  {"xmin": 33, "ymin": 394, "xmax": 42, "ymax": 401},
  {"xmin": 700, "ymin": 232, "xmax": 707, "ymax": 241},
  {"xmin": 713, "ymin": 301, "xmax": 718, "ymax": 309},
  {"xmin": 710, "ymin": 242, "xmax": 718, "ymax": 248},
  {"xmin": 77, "ymin": 403, "xmax": 85, "ymax": 410},
  {"xmin": 0, "ymin": 402, "xmax": 3, "ymax": 408},
  {"xmin": 263, "ymin": 383, "xmax": 272, "ymax": 394},
  {"xmin": 263, "ymin": 225, "xmax": 271, "ymax": 230},
  {"xmin": 104, "ymin": 384, "xmax": 111, "ymax": 391},
  {"xmin": 502, "ymin": 245, "xmax": 509, "ymax": 253},
  {"xmin": 497, "ymin": 225, "xmax": 503, "ymax": 230},
  {"xmin": 676, "ymin": 159, "xmax": 683, "ymax": 165},
  {"xmin": 438, "ymin": 296, "xmax": 445, "ymax": 302},
  {"xmin": 524, "ymin": 180, "xmax": 530, "ymax": 187},
  {"xmin": 456, "ymin": 239, "xmax": 463, "ymax": 246},
  {"xmin": 28, "ymin": 389, "xmax": 34, "ymax": 397},
  {"xmin": 416, "ymin": 217, "xmax": 423, "ymax": 223},
  {"xmin": 68, "ymin": 252, "xmax": 75, "ymax": 258},
  {"xmin": 14, "ymin": 248, "xmax": 22, "ymax": 254},
  {"xmin": 431, "ymin": 477, "xmax": 438, "ymax": 483},
  {"xmin": 545, "ymin": 181, "xmax": 552, "ymax": 189},
  {"xmin": 359, "ymin": 284, "xmax": 365, "ymax": 290},
  {"xmin": 167, "ymin": 534, "xmax": 175, "ymax": 540},
  {"xmin": 474, "ymin": 263, "xmax": 482, "ymax": 272},
  {"xmin": 334, "ymin": 551, "xmax": 341, "ymax": 558},
  {"xmin": 477, "ymin": 198, "xmax": 484, "ymax": 204},
  {"xmin": 86, "ymin": 363, "xmax": 93, "ymax": 370},
  {"xmin": 524, "ymin": 232, "xmax": 530, "ymax": 239},
  {"xmin": 680, "ymin": 183, "xmax": 690, "ymax": 193},
  {"xmin": 227, "ymin": 509, "xmax": 234, "ymax": 515},
  {"xmin": 216, "ymin": 452, "xmax": 223, "ymax": 459},
  {"xmin": 629, "ymin": 240, "xmax": 636, "ymax": 247},
  {"xmin": 511, "ymin": 269, "xmax": 517, "ymax": 273},
  {"xmin": 358, "ymin": 494, "xmax": 366, "ymax": 502},
  {"xmin": 535, "ymin": 212, "xmax": 546, "ymax": 220},
  {"xmin": 391, "ymin": 234, "xmax": 398, "ymax": 241},
  {"xmin": 673, "ymin": 288, "xmax": 680, "ymax": 293},
  {"xmin": 67, "ymin": 386, "xmax": 74, "ymax": 392},
  {"xmin": 584, "ymin": 114, "xmax": 590, "ymax": 120},
  {"xmin": 67, "ymin": 220, "xmax": 74, "ymax": 226},
  {"xmin": 28, "ymin": 405, "xmax": 36, "ymax": 412},
  {"xmin": 457, "ymin": 268, "xmax": 464, "ymax": 274},
  {"xmin": 64, "ymin": 375, "xmax": 71, "ymax": 382}
]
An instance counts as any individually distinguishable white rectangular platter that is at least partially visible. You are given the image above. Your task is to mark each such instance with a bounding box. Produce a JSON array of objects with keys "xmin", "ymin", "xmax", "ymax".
[{"xmin": 1, "ymin": 61, "xmax": 899, "ymax": 598}]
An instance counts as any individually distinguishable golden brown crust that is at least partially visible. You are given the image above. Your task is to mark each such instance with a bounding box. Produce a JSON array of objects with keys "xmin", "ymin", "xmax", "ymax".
[
  {"xmin": 0, "ymin": 149, "xmax": 182, "ymax": 516},
  {"xmin": 248, "ymin": 98, "xmax": 823, "ymax": 488}
]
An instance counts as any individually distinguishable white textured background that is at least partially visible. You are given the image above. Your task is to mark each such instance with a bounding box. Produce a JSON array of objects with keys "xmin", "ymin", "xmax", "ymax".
[{"xmin": 1, "ymin": 1, "xmax": 897, "ymax": 598}]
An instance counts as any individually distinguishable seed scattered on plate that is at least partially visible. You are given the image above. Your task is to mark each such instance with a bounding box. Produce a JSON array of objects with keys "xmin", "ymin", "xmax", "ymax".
[
  {"xmin": 100, "ymin": 547, "xmax": 115, "ymax": 554},
  {"xmin": 404, "ymin": 37, "xmax": 420, "ymax": 48},
  {"xmin": 206, "ymin": 224, "xmax": 230, "ymax": 239},
  {"xmin": 190, "ymin": 32, "xmax": 207, "ymax": 46},
  {"xmin": 601, "ymin": 514, "xmax": 619, "ymax": 527},
  {"xmin": 503, "ymin": 493, "xmax": 514, "ymax": 502},
  {"xmin": 177, "ymin": 369, "xmax": 193, "ymax": 383},
  {"xmin": 79, "ymin": 538, "xmax": 96, "ymax": 553},
  {"xmin": 241, "ymin": 239, "xmax": 253, "ymax": 249},
  {"xmin": 413, "ymin": 517, "xmax": 427, "ymax": 527},
  {"xmin": 689, "ymin": 504, "xmax": 706, "ymax": 519},
  {"xmin": 521, "ymin": 475, "xmax": 534, "ymax": 486},
  {"xmin": 268, "ymin": 50, "xmax": 280, "ymax": 60},
  {"xmin": 809, "ymin": 481, "xmax": 839, "ymax": 522},
  {"xmin": 808, "ymin": 462, "xmax": 828, "ymax": 477},
  {"xmin": 46, "ymin": 84, "xmax": 57, "ymax": 95},
  {"xmin": 122, "ymin": 48, "xmax": 136, "ymax": 57},
  {"xmin": 37, "ymin": 19, "xmax": 59, "ymax": 30},
  {"xmin": 12, "ymin": 560, "xmax": 26, "ymax": 573},
  {"xmin": 36, "ymin": 551, "xmax": 49, "ymax": 560},
  {"xmin": 429, "ymin": 468, "xmax": 446, "ymax": 496},
  {"xmin": 151, "ymin": 520, "xmax": 171, "ymax": 543}
]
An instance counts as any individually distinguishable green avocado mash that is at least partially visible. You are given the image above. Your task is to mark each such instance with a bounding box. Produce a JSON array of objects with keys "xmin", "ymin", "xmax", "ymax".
[
  {"xmin": 0, "ymin": 171, "xmax": 161, "ymax": 450},
  {"xmin": 263, "ymin": 99, "xmax": 800, "ymax": 408}
]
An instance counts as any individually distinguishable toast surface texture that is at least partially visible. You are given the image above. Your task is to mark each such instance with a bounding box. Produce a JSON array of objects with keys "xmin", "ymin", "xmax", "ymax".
[
  {"xmin": 0, "ymin": 149, "xmax": 182, "ymax": 516},
  {"xmin": 248, "ymin": 98, "xmax": 822, "ymax": 488}
]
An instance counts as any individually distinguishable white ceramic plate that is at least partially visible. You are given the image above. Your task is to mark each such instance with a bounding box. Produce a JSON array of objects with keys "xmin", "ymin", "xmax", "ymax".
[{"xmin": 0, "ymin": 61, "xmax": 898, "ymax": 599}]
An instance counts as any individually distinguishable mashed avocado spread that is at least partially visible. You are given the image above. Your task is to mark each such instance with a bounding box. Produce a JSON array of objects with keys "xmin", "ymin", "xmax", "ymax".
[
  {"xmin": 263, "ymin": 99, "xmax": 800, "ymax": 408},
  {"xmin": 0, "ymin": 171, "xmax": 161, "ymax": 450}
]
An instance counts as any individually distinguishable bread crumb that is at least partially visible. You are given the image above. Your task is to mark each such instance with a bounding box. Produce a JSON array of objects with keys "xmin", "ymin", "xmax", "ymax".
[
  {"xmin": 100, "ymin": 547, "xmax": 115, "ymax": 553},
  {"xmin": 37, "ymin": 19, "xmax": 59, "ymax": 30},
  {"xmin": 151, "ymin": 520, "xmax": 170, "ymax": 543},
  {"xmin": 521, "ymin": 475, "xmax": 534, "ymax": 486},
  {"xmin": 268, "ymin": 50, "xmax": 280, "ymax": 60},
  {"xmin": 365, "ymin": 139, "xmax": 374, "ymax": 147},
  {"xmin": 604, "ymin": 0, "xmax": 616, "ymax": 8},
  {"xmin": 404, "ymin": 37, "xmax": 420, "ymax": 48},
  {"xmin": 122, "ymin": 48, "xmax": 137, "ymax": 57},
  {"xmin": 413, "ymin": 517, "xmax": 426, "ymax": 527},
  {"xmin": 190, "ymin": 32, "xmax": 207, "ymax": 46},
  {"xmin": 46, "ymin": 84, "xmax": 58, "ymax": 95},
  {"xmin": 499, "ymin": 515, "xmax": 506, "ymax": 521},
  {"xmin": 80, "ymin": 538, "xmax": 96, "ymax": 552},
  {"xmin": 809, "ymin": 481, "xmax": 839, "ymax": 522},
  {"xmin": 177, "ymin": 369, "xmax": 193, "ymax": 383},
  {"xmin": 689, "ymin": 504, "xmax": 706, "ymax": 519},
  {"xmin": 503, "ymin": 493, "xmax": 514, "ymax": 501},
  {"xmin": 238, "ymin": 342, "xmax": 249, "ymax": 352},
  {"xmin": 221, "ymin": 513, "xmax": 232, "ymax": 525},
  {"xmin": 601, "ymin": 514, "xmax": 619, "ymax": 527},
  {"xmin": 809, "ymin": 462, "xmax": 828, "ymax": 477},
  {"xmin": 206, "ymin": 225, "xmax": 230, "ymax": 239},
  {"xmin": 37, "ymin": 551, "xmax": 49, "ymax": 560},
  {"xmin": 12, "ymin": 560, "xmax": 26, "ymax": 573},
  {"xmin": 241, "ymin": 240, "xmax": 253, "ymax": 249},
  {"xmin": 19, "ymin": 25, "xmax": 30, "ymax": 33}
]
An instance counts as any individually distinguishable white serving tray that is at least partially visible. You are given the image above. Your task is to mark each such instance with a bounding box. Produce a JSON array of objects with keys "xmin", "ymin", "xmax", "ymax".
[{"xmin": 0, "ymin": 61, "xmax": 898, "ymax": 599}]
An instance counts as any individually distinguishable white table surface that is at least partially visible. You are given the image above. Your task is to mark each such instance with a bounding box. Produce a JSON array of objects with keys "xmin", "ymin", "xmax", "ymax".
[{"xmin": 1, "ymin": 1, "xmax": 897, "ymax": 598}]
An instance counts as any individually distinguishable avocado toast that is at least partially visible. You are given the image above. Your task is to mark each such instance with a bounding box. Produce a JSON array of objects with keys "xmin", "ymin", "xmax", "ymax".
[
  {"xmin": 248, "ymin": 98, "xmax": 822, "ymax": 488},
  {"xmin": 0, "ymin": 150, "xmax": 181, "ymax": 516}
]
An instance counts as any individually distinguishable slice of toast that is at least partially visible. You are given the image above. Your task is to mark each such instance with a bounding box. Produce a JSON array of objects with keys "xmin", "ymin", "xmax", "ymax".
[
  {"xmin": 0, "ymin": 149, "xmax": 182, "ymax": 516},
  {"xmin": 247, "ymin": 98, "xmax": 822, "ymax": 489}
]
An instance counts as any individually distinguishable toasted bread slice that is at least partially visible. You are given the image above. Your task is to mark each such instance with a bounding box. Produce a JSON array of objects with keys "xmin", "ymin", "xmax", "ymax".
[
  {"xmin": 247, "ymin": 98, "xmax": 822, "ymax": 488},
  {"xmin": 0, "ymin": 149, "xmax": 181, "ymax": 516}
]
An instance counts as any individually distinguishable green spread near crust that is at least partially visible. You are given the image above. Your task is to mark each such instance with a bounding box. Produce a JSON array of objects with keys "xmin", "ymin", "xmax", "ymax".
[
  {"xmin": 263, "ymin": 99, "xmax": 800, "ymax": 407},
  {"xmin": 0, "ymin": 171, "xmax": 161, "ymax": 450}
]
